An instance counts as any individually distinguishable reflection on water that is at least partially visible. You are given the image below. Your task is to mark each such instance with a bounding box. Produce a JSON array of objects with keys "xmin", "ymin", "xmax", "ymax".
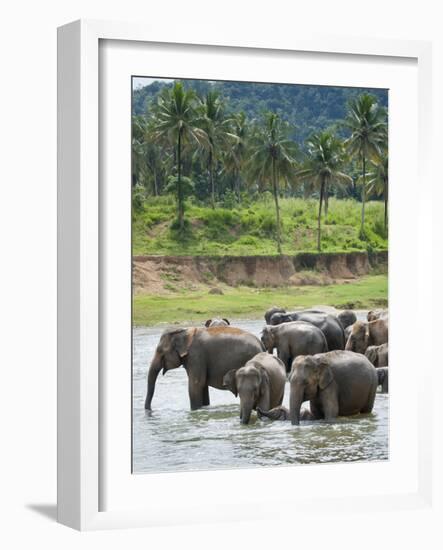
[{"xmin": 132, "ymin": 318, "xmax": 389, "ymax": 474}]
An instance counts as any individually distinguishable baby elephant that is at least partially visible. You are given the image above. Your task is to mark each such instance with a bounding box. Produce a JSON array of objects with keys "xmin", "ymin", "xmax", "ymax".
[
  {"xmin": 377, "ymin": 367, "xmax": 389, "ymax": 393},
  {"xmin": 261, "ymin": 321, "xmax": 328, "ymax": 372},
  {"xmin": 223, "ymin": 352, "xmax": 286, "ymax": 425},
  {"xmin": 365, "ymin": 343, "xmax": 388, "ymax": 367},
  {"xmin": 205, "ymin": 318, "xmax": 230, "ymax": 327}
]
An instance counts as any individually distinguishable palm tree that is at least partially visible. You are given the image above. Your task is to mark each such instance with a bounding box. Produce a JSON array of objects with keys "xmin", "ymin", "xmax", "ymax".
[
  {"xmin": 199, "ymin": 90, "xmax": 235, "ymax": 208},
  {"xmin": 367, "ymin": 152, "xmax": 388, "ymax": 230},
  {"xmin": 248, "ymin": 113, "xmax": 297, "ymax": 254},
  {"xmin": 295, "ymin": 131, "xmax": 352, "ymax": 251},
  {"xmin": 222, "ymin": 111, "xmax": 249, "ymax": 201},
  {"xmin": 344, "ymin": 93, "xmax": 387, "ymax": 236},
  {"xmin": 150, "ymin": 82, "xmax": 208, "ymax": 232},
  {"xmin": 132, "ymin": 115, "xmax": 166, "ymax": 196}
]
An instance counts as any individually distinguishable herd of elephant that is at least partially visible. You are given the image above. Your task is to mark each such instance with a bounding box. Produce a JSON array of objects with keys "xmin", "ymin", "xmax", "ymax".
[{"xmin": 144, "ymin": 306, "xmax": 389, "ymax": 426}]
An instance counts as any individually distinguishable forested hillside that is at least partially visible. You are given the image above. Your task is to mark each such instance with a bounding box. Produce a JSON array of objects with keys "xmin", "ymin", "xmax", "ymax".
[
  {"xmin": 133, "ymin": 79, "xmax": 388, "ymax": 143},
  {"xmin": 132, "ymin": 79, "xmax": 388, "ymax": 254}
]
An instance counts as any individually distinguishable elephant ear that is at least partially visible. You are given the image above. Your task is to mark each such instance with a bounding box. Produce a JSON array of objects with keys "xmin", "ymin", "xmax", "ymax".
[
  {"xmin": 204, "ymin": 319, "xmax": 212, "ymax": 327},
  {"xmin": 222, "ymin": 318, "xmax": 230, "ymax": 325},
  {"xmin": 222, "ymin": 369, "xmax": 238, "ymax": 397},
  {"xmin": 173, "ymin": 328, "xmax": 196, "ymax": 359},
  {"xmin": 317, "ymin": 358, "xmax": 333, "ymax": 390}
]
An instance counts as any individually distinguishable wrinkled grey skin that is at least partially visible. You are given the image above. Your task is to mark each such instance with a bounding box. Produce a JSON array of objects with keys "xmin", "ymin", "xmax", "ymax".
[
  {"xmin": 269, "ymin": 310, "xmax": 345, "ymax": 351},
  {"xmin": 261, "ymin": 321, "xmax": 328, "ymax": 372},
  {"xmin": 204, "ymin": 318, "xmax": 230, "ymax": 327},
  {"xmin": 365, "ymin": 343, "xmax": 388, "ymax": 367},
  {"xmin": 377, "ymin": 367, "xmax": 389, "ymax": 393},
  {"xmin": 337, "ymin": 310, "xmax": 357, "ymax": 330},
  {"xmin": 145, "ymin": 327, "xmax": 263, "ymax": 411},
  {"xmin": 367, "ymin": 309, "xmax": 389, "ymax": 322},
  {"xmin": 288, "ymin": 350, "xmax": 378, "ymax": 425},
  {"xmin": 257, "ymin": 405, "xmax": 314, "ymax": 421},
  {"xmin": 345, "ymin": 319, "xmax": 388, "ymax": 354},
  {"xmin": 223, "ymin": 352, "xmax": 286, "ymax": 424}
]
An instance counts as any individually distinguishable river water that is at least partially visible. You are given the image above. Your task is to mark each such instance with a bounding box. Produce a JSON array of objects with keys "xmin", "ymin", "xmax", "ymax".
[{"xmin": 132, "ymin": 317, "xmax": 389, "ymax": 474}]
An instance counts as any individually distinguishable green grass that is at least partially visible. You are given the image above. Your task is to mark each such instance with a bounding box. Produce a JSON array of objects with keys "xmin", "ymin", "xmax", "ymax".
[
  {"xmin": 132, "ymin": 195, "xmax": 388, "ymax": 256},
  {"xmin": 133, "ymin": 274, "xmax": 388, "ymax": 326}
]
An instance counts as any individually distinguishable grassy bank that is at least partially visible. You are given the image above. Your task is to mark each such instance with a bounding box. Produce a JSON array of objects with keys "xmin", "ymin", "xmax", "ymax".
[
  {"xmin": 133, "ymin": 274, "xmax": 387, "ymax": 326},
  {"xmin": 133, "ymin": 196, "xmax": 388, "ymax": 256}
]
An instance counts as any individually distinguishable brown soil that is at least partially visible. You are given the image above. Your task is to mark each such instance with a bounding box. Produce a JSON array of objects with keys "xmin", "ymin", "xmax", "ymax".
[{"xmin": 133, "ymin": 251, "xmax": 387, "ymax": 295}]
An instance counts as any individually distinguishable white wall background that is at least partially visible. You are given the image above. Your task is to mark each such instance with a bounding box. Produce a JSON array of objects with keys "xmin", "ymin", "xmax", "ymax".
[{"xmin": 0, "ymin": 0, "xmax": 442, "ymax": 547}]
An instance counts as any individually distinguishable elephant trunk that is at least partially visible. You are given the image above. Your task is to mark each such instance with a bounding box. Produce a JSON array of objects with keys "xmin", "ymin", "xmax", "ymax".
[
  {"xmin": 144, "ymin": 351, "xmax": 162, "ymax": 410},
  {"xmin": 240, "ymin": 400, "xmax": 254, "ymax": 425},
  {"xmin": 290, "ymin": 383, "xmax": 304, "ymax": 425}
]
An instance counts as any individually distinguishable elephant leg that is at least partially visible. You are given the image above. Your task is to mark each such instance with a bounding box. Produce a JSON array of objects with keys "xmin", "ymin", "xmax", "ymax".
[
  {"xmin": 188, "ymin": 377, "xmax": 206, "ymax": 411},
  {"xmin": 278, "ymin": 347, "xmax": 291, "ymax": 373},
  {"xmin": 202, "ymin": 385, "xmax": 210, "ymax": 406},
  {"xmin": 309, "ymin": 399, "xmax": 324, "ymax": 420},
  {"xmin": 319, "ymin": 387, "xmax": 339, "ymax": 421}
]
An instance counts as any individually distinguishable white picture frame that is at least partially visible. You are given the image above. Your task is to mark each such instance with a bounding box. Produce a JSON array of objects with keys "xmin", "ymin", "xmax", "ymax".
[{"xmin": 57, "ymin": 19, "xmax": 433, "ymax": 531}]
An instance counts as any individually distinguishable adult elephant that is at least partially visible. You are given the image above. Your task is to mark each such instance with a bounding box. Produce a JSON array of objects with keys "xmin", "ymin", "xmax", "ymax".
[
  {"xmin": 223, "ymin": 352, "xmax": 286, "ymax": 424},
  {"xmin": 204, "ymin": 318, "xmax": 230, "ymax": 327},
  {"xmin": 365, "ymin": 343, "xmax": 388, "ymax": 367},
  {"xmin": 345, "ymin": 319, "xmax": 388, "ymax": 354},
  {"xmin": 144, "ymin": 326, "xmax": 263, "ymax": 411},
  {"xmin": 288, "ymin": 350, "xmax": 378, "ymax": 425},
  {"xmin": 261, "ymin": 321, "xmax": 328, "ymax": 372},
  {"xmin": 269, "ymin": 310, "xmax": 345, "ymax": 351}
]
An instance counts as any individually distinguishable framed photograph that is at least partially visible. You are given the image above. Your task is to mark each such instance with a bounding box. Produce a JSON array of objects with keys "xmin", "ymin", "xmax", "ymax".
[{"xmin": 57, "ymin": 19, "xmax": 433, "ymax": 530}]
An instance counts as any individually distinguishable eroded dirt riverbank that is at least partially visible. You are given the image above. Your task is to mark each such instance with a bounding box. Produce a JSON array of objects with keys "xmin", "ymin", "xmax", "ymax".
[{"xmin": 133, "ymin": 251, "xmax": 387, "ymax": 295}]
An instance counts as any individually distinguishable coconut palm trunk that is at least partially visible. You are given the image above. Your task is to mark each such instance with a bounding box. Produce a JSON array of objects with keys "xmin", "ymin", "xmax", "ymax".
[
  {"xmin": 318, "ymin": 179, "xmax": 325, "ymax": 251},
  {"xmin": 153, "ymin": 168, "xmax": 158, "ymax": 196},
  {"xmin": 272, "ymin": 156, "xmax": 282, "ymax": 254},
  {"xmin": 384, "ymin": 177, "xmax": 388, "ymax": 230},
  {"xmin": 361, "ymin": 154, "xmax": 366, "ymax": 234},
  {"xmin": 209, "ymin": 150, "xmax": 215, "ymax": 209},
  {"xmin": 235, "ymin": 172, "xmax": 241, "ymax": 202},
  {"xmin": 177, "ymin": 129, "xmax": 184, "ymax": 232},
  {"xmin": 324, "ymin": 182, "xmax": 329, "ymax": 219}
]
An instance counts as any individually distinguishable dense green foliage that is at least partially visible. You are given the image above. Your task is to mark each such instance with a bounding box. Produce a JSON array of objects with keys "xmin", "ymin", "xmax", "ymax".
[
  {"xmin": 132, "ymin": 80, "xmax": 388, "ymax": 253},
  {"xmin": 132, "ymin": 195, "xmax": 388, "ymax": 256},
  {"xmin": 133, "ymin": 79, "xmax": 387, "ymax": 144}
]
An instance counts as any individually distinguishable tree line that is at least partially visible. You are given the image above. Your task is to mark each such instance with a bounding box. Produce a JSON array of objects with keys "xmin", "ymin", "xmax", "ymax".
[{"xmin": 132, "ymin": 82, "xmax": 388, "ymax": 252}]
